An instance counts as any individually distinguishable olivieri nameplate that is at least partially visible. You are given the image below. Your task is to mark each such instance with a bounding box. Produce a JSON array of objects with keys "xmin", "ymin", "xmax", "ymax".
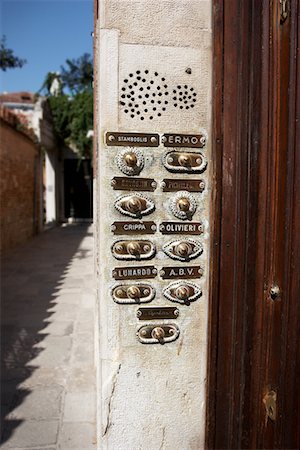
[{"xmin": 159, "ymin": 222, "xmax": 203, "ymax": 235}]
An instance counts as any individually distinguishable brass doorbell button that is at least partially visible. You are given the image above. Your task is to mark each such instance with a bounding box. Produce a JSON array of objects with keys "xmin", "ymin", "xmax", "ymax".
[
  {"xmin": 137, "ymin": 324, "xmax": 180, "ymax": 344},
  {"xmin": 151, "ymin": 326, "xmax": 165, "ymax": 342},
  {"xmin": 124, "ymin": 152, "xmax": 138, "ymax": 167},
  {"xmin": 169, "ymin": 191, "xmax": 197, "ymax": 220},
  {"xmin": 112, "ymin": 283, "xmax": 155, "ymax": 304},
  {"xmin": 112, "ymin": 240, "xmax": 156, "ymax": 260},
  {"xmin": 116, "ymin": 148, "xmax": 144, "ymax": 176},
  {"xmin": 115, "ymin": 193, "xmax": 155, "ymax": 218},
  {"xmin": 163, "ymin": 238, "xmax": 203, "ymax": 261},
  {"xmin": 177, "ymin": 197, "xmax": 191, "ymax": 212},
  {"xmin": 178, "ymin": 153, "xmax": 192, "ymax": 168},
  {"xmin": 163, "ymin": 150, "xmax": 207, "ymax": 173},
  {"xmin": 163, "ymin": 281, "xmax": 202, "ymax": 304}
]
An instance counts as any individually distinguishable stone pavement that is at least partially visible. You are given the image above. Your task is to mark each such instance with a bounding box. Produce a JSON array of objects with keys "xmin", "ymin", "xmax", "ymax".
[{"xmin": 1, "ymin": 224, "xmax": 97, "ymax": 450}]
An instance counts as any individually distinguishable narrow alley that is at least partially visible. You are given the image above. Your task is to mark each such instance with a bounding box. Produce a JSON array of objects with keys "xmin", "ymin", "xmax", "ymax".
[{"xmin": 1, "ymin": 224, "xmax": 97, "ymax": 450}]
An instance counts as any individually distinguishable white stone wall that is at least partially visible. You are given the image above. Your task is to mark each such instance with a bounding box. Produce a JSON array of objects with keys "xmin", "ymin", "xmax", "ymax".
[{"xmin": 96, "ymin": 1, "xmax": 212, "ymax": 448}]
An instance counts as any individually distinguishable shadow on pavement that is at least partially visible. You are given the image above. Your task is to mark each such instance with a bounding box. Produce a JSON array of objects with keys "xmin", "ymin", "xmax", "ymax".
[{"xmin": 0, "ymin": 224, "xmax": 92, "ymax": 444}]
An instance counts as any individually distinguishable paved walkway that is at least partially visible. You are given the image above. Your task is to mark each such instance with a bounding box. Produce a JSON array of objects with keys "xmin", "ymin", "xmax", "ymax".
[{"xmin": 1, "ymin": 224, "xmax": 97, "ymax": 450}]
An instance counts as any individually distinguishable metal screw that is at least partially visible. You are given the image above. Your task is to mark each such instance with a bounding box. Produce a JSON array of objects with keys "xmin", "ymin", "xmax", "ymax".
[
  {"xmin": 159, "ymin": 224, "xmax": 165, "ymax": 231},
  {"xmin": 111, "ymin": 224, "xmax": 116, "ymax": 232},
  {"xmin": 167, "ymin": 157, "xmax": 174, "ymax": 164},
  {"xmin": 199, "ymin": 181, "xmax": 205, "ymax": 191},
  {"xmin": 151, "ymin": 224, "xmax": 157, "ymax": 231},
  {"xmin": 159, "ymin": 269, "xmax": 165, "ymax": 277},
  {"xmin": 200, "ymin": 136, "xmax": 206, "ymax": 146},
  {"xmin": 143, "ymin": 288, "xmax": 150, "ymax": 296},
  {"xmin": 161, "ymin": 136, "xmax": 167, "ymax": 143},
  {"xmin": 174, "ymin": 309, "xmax": 180, "ymax": 317},
  {"xmin": 108, "ymin": 134, "xmax": 115, "ymax": 142},
  {"xmin": 161, "ymin": 181, "xmax": 166, "ymax": 189},
  {"xmin": 150, "ymin": 136, "xmax": 157, "ymax": 144},
  {"xmin": 136, "ymin": 310, "xmax": 142, "ymax": 318},
  {"xmin": 152, "ymin": 268, "xmax": 158, "ymax": 275},
  {"xmin": 151, "ymin": 181, "xmax": 157, "ymax": 189},
  {"xmin": 196, "ymin": 158, "xmax": 202, "ymax": 165},
  {"xmin": 111, "ymin": 179, "xmax": 117, "ymax": 186}
]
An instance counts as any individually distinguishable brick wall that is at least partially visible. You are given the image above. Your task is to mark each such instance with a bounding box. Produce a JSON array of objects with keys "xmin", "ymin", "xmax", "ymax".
[{"xmin": 0, "ymin": 118, "xmax": 42, "ymax": 253}]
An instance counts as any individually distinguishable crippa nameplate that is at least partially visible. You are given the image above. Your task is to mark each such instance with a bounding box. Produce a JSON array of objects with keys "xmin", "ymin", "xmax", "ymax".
[
  {"xmin": 162, "ymin": 133, "xmax": 206, "ymax": 148},
  {"xmin": 112, "ymin": 265, "xmax": 157, "ymax": 280},
  {"xmin": 160, "ymin": 265, "xmax": 203, "ymax": 279},
  {"xmin": 111, "ymin": 177, "xmax": 157, "ymax": 191},
  {"xmin": 111, "ymin": 221, "xmax": 156, "ymax": 235},
  {"xmin": 162, "ymin": 179, "xmax": 205, "ymax": 192},
  {"xmin": 106, "ymin": 132, "xmax": 159, "ymax": 147},
  {"xmin": 160, "ymin": 222, "xmax": 203, "ymax": 235},
  {"xmin": 137, "ymin": 306, "xmax": 179, "ymax": 321}
]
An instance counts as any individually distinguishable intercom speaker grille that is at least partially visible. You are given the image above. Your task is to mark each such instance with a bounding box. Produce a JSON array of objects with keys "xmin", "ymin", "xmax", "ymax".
[{"xmin": 120, "ymin": 70, "xmax": 197, "ymax": 121}]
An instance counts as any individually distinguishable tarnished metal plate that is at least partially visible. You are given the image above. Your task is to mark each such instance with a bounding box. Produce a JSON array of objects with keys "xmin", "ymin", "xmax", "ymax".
[
  {"xmin": 112, "ymin": 265, "xmax": 157, "ymax": 280},
  {"xmin": 161, "ymin": 179, "xmax": 205, "ymax": 192},
  {"xmin": 159, "ymin": 222, "xmax": 203, "ymax": 235},
  {"xmin": 112, "ymin": 283, "xmax": 155, "ymax": 304},
  {"xmin": 160, "ymin": 265, "xmax": 203, "ymax": 279},
  {"xmin": 111, "ymin": 221, "xmax": 156, "ymax": 235},
  {"xmin": 163, "ymin": 151, "xmax": 207, "ymax": 173},
  {"xmin": 115, "ymin": 193, "xmax": 155, "ymax": 218},
  {"xmin": 106, "ymin": 132, "xmax": 159, "ymax": 147},
  {"xmin": 111, "ymin": 177, "xmax": 157, "ymax": 191},
  {"xmin": 137, "ymin": 323, "xmax": 180, "ymax": 344},
  {"xmin": 163, "ymin": 281, "xmax": 202, "ymax": 305},
  {"xmin": 163, "ymin": 239, "xmax": 203, "ymax": 261},
  {"xmin": 137, "ymin": 306, "xmax": 179, "ymax": 320},
  {"xmin": 162, "ymin": 133, "xmax": 206, "ymax": 148},
  {"xmin": 112, "ymin": 240, "xmax": 156, "ymax": 260}
]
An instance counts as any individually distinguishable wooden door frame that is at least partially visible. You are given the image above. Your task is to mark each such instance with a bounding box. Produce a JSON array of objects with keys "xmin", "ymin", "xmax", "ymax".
[{"xmin": 206, "ymin": 1, "xmax": 300, "ymax": 448}]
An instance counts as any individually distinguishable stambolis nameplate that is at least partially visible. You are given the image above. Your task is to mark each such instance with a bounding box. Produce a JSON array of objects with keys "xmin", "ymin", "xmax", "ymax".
[{"xmin": 106, "ymin": 132, "xmax": 159, "ymax": 147}]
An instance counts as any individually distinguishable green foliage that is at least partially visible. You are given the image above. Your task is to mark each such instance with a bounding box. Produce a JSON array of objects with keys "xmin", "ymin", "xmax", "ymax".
[
  {"xmin": 49, "ymin": 91, "xmax": 93, "ymax": 159},
  {"xmin": 48, "ymin": 95, "xmax": 72, "ymax": 142},
  {"xmin": 0, "ymin": 36, "xmax": 27, "ymax": 71},
  {"xmin": 60, "ymin": 53, "xmax": 93, "ymax": 94},
  {"xmin": 68, "ymin": 91, "xmax": 93, "ymax": 156},
  {"xmin": 43, "ymin": 53, "xmax": 93, "ymax": 159}
]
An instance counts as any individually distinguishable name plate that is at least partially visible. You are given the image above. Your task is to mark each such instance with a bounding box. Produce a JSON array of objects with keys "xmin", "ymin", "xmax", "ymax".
[
  {"xmin": 160, "ymin": 265, "xmax": 203, "ymax": 279},
  {"xmin": 106, "ymin": 132, "xmax": 159, "ymax": 147},
  {"xmin": 162, "ymin": 179, "xmax": 205, "ymax": 192},
  {"xmin": 111, "ymin": 221, "xmax": 156, "ymax": 235},
  {"xmin": 112, "ymin": 265, "xmax": 157, "ymax": 280},
  {"xmin": 162, "ymin": 133, "xmax": 205, "ymax": 148},
  {"xmin": 111, "ymin": 177, "xmax": 156, "ymax": 191},
  {"xmin": 137, "ymin": 307, "xmax": 179, "ymax": 321},
  {"xmin": 159, "ymin": 222, "xmax": 203, "ymax": 235}
]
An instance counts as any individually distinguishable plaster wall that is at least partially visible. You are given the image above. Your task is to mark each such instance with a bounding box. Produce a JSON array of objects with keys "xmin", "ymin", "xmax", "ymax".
[{"xmin": 95, "ymin": 1, "xmax": 212, "ymax": 448}]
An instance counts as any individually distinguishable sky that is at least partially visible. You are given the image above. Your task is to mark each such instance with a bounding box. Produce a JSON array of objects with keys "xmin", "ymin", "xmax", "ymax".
[{"xmin": 0, "ymin": 0, "xmax": 93, "ymax": 93}]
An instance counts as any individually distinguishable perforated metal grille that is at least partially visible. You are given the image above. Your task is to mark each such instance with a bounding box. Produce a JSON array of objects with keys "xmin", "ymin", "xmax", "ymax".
[{"xmin": 120, "ymin": 70, "xmax": 197, "ymax": 120}]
